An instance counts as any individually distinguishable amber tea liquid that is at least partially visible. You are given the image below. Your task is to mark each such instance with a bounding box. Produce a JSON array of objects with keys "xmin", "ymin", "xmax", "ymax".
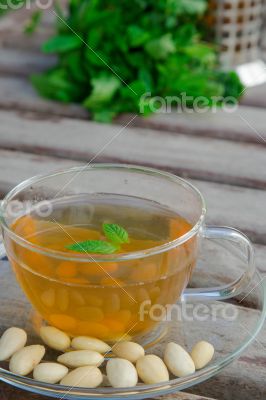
[{"xmin": 7, "ymin": 194, "xmax": 197, "ymax": 341}]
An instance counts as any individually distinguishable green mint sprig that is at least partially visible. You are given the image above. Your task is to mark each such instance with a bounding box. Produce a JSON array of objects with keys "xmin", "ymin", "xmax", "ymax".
[
  {"xmin": 31, "ymin": 1, "xmax": 244, "ymax": 123},
  {"xmin": 66, "ymin": 223, "xmax": 129, "ymax": 255},
  {"xmin": 102, "ymin": 223, "xmax": 129, "ymax": 245},
  {"xmin": 67, "ymin": 240, "xmax": 118, "ymax": 254}
]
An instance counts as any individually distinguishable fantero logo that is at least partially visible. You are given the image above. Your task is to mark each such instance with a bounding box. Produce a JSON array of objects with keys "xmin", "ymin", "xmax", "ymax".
[
  {"xmin": 139, "ymin": 300, "xmax": 238, "ymax": 322},
  {"xmin": 0, "ymin": 0, "xmax": 53, "ymax": 10}
]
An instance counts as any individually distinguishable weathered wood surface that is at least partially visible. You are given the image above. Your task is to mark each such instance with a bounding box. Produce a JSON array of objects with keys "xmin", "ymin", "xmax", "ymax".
[
  {"xmin": 0, "ymin": 110, "xmax": 266, "ymax": 190},
  {"xmin": 0, "ymin": 3, "xmax": 55, "ymax": 51},
  {"xmin": 0, "ymin": 382, "xmax": 214, "ymax": 400},
  {"xmin": 0, "ymin": 147, "xmax": 266, "ymax": 248},
  {"xmin": 0, "ymin": 380, "xmax": 215, "ymax": 400},
  {"xmin": 1, "ymin": 75, "xmax": 266, "ymax": 145},
  {"xmin": 186, "ymin": 316, "xmax": 266, "ymax": 399},
  {"xmin": 0, "ymin": 77, "xmax": 89, "ymax": 118},
  {"xmin": 0, "ymin": 381, "xmax": 215, "ymax": 400},
  {"xmin": 132, "ymin": 106, "xmax": 266, "ymax": 145},
  {"xmin": 0, "ymin": 48, "xmax": 56, "ymax": 76},
  {"xmin": 241, "ymin": 83, "xmax": 266, "ymax": 109},
  {"xmin": 159, "ymin": 395, "xmax": 213, "ymax": 400}
]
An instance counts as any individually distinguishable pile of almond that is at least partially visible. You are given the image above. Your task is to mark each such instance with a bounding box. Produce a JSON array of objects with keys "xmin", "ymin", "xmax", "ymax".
[{"xmin": 0, "ymin": 326, "xmax": 214, "ymax": 388}]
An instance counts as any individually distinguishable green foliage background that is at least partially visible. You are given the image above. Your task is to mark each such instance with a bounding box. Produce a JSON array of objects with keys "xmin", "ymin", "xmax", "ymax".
[{"xmin": 28, "ymin": 0, "xmax": 244, "ymax": 121}]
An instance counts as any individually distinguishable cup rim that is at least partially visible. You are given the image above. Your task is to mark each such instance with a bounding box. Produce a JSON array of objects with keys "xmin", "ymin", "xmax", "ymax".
[{"xmin": 1, "ymin": 164, "xmax": 207, "ymax": 262}]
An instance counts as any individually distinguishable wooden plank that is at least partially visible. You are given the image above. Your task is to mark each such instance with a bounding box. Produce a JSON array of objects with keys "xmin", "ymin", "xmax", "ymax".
[
  {"xmin": 194, "ymin": 180, "xmax": 266, "ymax": 246},
  {"xmin": 241, "ymin": 84, "xmax": 266, "ymax": 109},
  {"xmin": 123, "ymin": 105, "xmax": 266, "ymax": 145},
  {"xmin": 0, "ymin": 382, "xmax": 215, "ymax": 400},
  {"xmin": 186, "ymin": 333, "xmax": 266, "ymax": 400},
  {"xmin": 0, "ymin": 76, "xmax": 265, "ymax": 145},
  {"xmin": 0, "ymin": 49, "xmax": 56, "ymax": 76},
  {"xmin": 0, "ymin": 383, "xmax": 50, "ymax": 400},
  {"xmin": 0, "ymin": 110, "xmax": 266, "ymax": 190},
  {"xmin": 0, "ymin": 2, "xmax": 55, "ymax": 51},
  {"xmin": 253, "ymin": 245, "xmax": 266, "ymax": 275},
  {"xmin": 0, "ymin": 77, "xmax": 88, "ymax": 119},
  {"xmin": 0, "ymin": 149, "xmax": 76, "ymax": 195},
  {"xmin": 187, "ymin": 362, "xmax": 266, "ymax": 400},
  {"xmin": 159, "ymin": 395, "xmax": 214, "ymax": 400},
  {"xmin": 0, "ymin": 148, "xmax": 266, "ymax": 249}
]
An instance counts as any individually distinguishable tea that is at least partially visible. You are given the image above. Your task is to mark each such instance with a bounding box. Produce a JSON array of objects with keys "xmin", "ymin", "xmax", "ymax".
[{"xmin": 6, "ymin": 194, "xmax": 197, "ymax": 341}]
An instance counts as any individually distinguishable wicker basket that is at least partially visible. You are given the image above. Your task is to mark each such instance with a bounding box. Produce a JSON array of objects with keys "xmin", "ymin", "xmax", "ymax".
[{"xmin": 208, "ymin": 0, "xmax": 266, "ymax": 86}]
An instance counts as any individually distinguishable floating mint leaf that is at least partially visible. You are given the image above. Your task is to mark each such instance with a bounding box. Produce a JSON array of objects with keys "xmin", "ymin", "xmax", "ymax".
[
  {"xmin": 102, "ymin": 223, "xmax": 129, "ymax": 245},
  {"xmin": 66, "ymin": 240, "xmax": 118, "ymax": 254}
]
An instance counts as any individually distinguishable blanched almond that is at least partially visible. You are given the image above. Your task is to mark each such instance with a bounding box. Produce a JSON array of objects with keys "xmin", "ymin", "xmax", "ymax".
[
  {"xmin": 136, "ymin": 355, "xmax": 169, "ymax": 384},
  {"xmin": 9, "ymin": 345, "xmax": 45, "ymax": 376},
  {"xmin": 164, "ymin": 342, "xmax": 195, "ymax": 377},
  {"xmin": 40, "ymin": 326, "xmax": 70, "ymax": 351},
  {"xmin": 57, "ymin": 350, "xmax": 104, "ymax": 368},
  {"xmin": 71, "ymin": 336, "xmax": 111, "ymax": 353},
  {"xmin": 191, "ymin": 341, "xmax": 214, "ymax": 369},
  {"xmin": 112, "ymin": 341, "xmax": 144, "ymax": 363},
  {"xmin": 0, "ymin": 327, "xmax": 27, "ymax": 361},
  {"xmin": 33, "ymin": 362, "xmax": 68, "ymax": 384},
  {"xmin": 106, "ymin": 358, "xmax": 138, "ymax": 388},
  {"xmin": 60, "ymin": 366, "xmax": 103, "ymax": 388}
]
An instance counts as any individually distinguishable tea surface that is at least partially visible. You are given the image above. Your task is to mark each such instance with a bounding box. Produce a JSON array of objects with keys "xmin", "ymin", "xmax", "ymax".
[{"xmin": 7, "ymin": 194, "xmax": 197, "ymax": 341}]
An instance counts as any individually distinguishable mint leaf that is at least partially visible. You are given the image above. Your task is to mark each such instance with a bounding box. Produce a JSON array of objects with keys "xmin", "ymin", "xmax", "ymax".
[
  {"xmin": 167, "ymin": 0, "xmax": 207, "ymax": 15},
  {"xmin": 67, "ymin": 240, "xmax": 118, "ymax": 254},
  {"xmin": 42, "ymin": 35, "xmax": 82, "ymax": 53},
  {"xmin": 103, "ymin": 223, "xmax": 129, "ymax": 245},
  {"xmin": 145, "ymin": 34, "xmax": 176, "ymax": 60},
  {"xmin": 127, "ymin": 25, "xmax": 151, "ymax": 48},
  {"xmin": 83, "ymin": 75, "xmax": 121, "ymax": 110}
]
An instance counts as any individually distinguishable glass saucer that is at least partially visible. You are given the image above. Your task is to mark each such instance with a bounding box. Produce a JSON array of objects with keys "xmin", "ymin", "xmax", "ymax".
[{"xmin": 0, "ymin": 246, "xmax": 265, "ymax": 399}]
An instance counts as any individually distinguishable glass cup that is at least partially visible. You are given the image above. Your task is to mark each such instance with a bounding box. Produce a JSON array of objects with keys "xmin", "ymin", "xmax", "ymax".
[{"xmin": 0, "ymin": 164, "xmax": 255, "ymax": 342}]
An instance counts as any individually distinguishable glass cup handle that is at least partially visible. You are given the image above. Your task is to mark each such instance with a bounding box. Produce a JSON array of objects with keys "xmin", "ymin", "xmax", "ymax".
[
  {"xmin": 0, "ymin": 235, "xmax": 5, "ymax": 259},
  {"xmin": 183, "ymin": 226, "xmax": 255, "ymax": 301}
]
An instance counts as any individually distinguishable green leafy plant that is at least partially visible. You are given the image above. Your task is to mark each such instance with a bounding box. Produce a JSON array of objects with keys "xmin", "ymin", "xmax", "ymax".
[
  {"xmin": 67, "ymin": 223, "xmax": 129, "ymax": 254},
  {"xmin": 32, "ymin": 0, "xmax": 244, "ymax": 121}
]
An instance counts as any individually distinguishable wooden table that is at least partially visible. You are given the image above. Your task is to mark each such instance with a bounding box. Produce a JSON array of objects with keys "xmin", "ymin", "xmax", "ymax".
[{"xmin": 0, "ymin": 7, "xmax": 265, "ymax": 400}]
